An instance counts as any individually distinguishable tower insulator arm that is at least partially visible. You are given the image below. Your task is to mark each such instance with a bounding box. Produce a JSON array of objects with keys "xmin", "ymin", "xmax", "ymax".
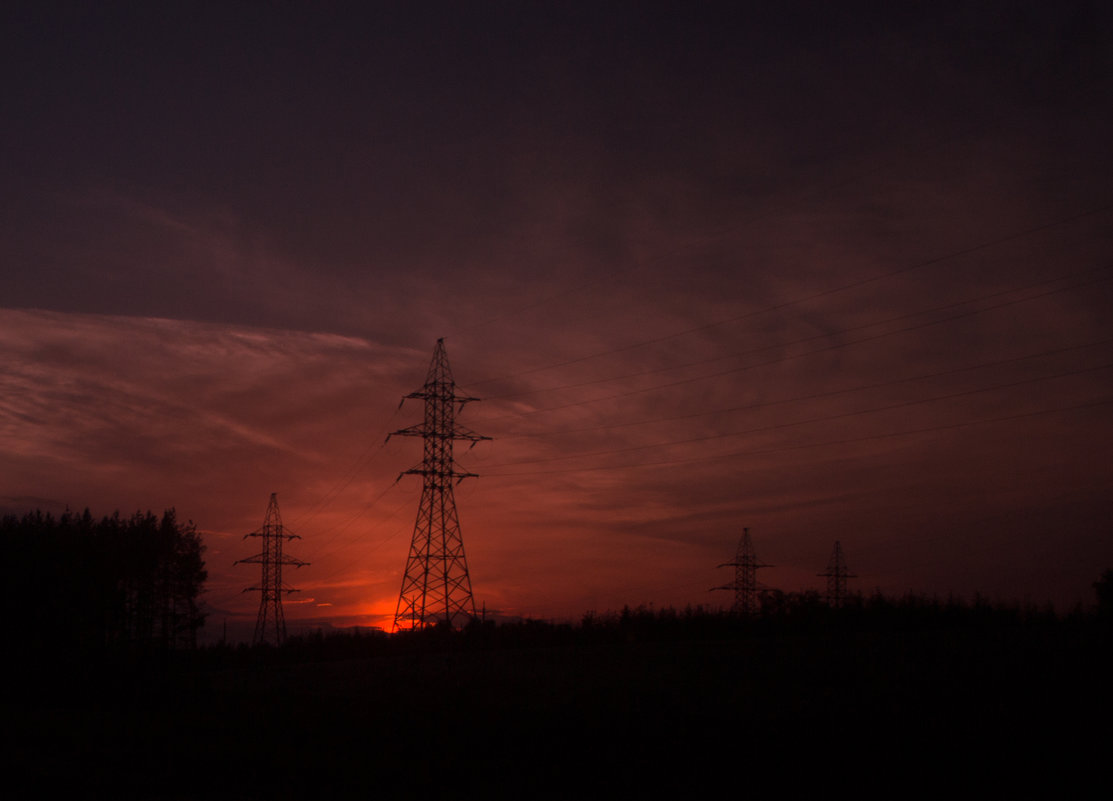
[
  {"xmin": 391, "ymin": 423, "xmax": 427, "ymax": 438},
  {"xmin": 452, "ymin": 424, "xmax": 490, "ymax": 442}
]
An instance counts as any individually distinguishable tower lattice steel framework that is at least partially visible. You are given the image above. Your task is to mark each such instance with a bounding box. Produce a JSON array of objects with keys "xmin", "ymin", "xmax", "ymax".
[
  {"xmin": 713, "ymin": 527, "xmax": 771, "ymax": 616},
  {"xmin": 235, "ymin": 493, "xmax": 308, "ymax": 644},
  {"xmin": 389, "ymin": 339, "xmax": 489, "ymax": 631},
  {"xmin": 818, "ymin": 540, "xmax": 856, "ymax": 608}
]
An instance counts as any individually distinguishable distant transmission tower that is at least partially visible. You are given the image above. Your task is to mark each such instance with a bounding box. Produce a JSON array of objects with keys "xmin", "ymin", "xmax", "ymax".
[
  {"xmin": 818, "ymin": 540, "xmax": 857, "ymax": 608},
  {"xmin": 389, "ymin": 338, "xmax": 490, "ymax": 631},
  {"xmin": 713, "ymin": 527, "xmax": 771, "ymax": 616},
  {"xmin": 235, "ymin": 493, "xmax": 308, "ymax": 644}
]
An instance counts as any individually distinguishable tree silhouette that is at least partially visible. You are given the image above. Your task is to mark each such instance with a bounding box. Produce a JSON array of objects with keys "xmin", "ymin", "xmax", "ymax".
[{"xmin": 3, "ymin": 507, "xmax": 207, "ymax": 653}]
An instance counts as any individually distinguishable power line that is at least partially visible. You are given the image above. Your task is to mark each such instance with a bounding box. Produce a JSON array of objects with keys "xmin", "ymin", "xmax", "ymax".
[
  {"xmin": 495, "ymin": 336, "xmax": 1113, "ymax": 439},
  {"xmin": 474, "ymin": 269, "xmax": 1113, "ymax": 424},
  {"xmin": 481, "ymin": 396, "xmax": 1113, "ymax": 478},
  {"xmin": 287, "ymin": 403, "xmax": 403, "ymax": 529},
  {"xmin": 461, "ymin": 202, "xmax": 1113, "ymax": 391},
  {"xmin": 477, "ymin": 266, "xmax": 1109, "ymax": 410},
  {"xmin": 287, "ymin": 441, "xmax": 384, "ymax": 523},
  {"xmin": 481, "ymin": 362, "xmax": 1113, "ymax": 470},
  {"xmin": 293, "ymin": 479, "xmax": 407, "ymax": 567}
]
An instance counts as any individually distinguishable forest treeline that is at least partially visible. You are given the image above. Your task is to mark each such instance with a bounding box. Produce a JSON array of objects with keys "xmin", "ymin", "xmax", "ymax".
[
  {"xmin": 5, "ymin": 498, "xmax": 1109, "ymax": 669},
  {"xmin": 196, "ymin": 581, "xmax": 1113, "ymax": 670},
  {"xmin": 3, "ymin": 508, "xmax": 207, "ymax": 655}
]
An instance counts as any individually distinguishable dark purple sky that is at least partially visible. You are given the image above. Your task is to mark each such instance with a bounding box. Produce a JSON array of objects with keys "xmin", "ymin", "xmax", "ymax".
[{"xmin": 2, "ymin": 2, "xmax": 1111, "ymax": 633}]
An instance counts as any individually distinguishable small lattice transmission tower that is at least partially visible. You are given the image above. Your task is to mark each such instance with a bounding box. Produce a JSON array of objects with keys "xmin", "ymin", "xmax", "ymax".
[
  {"xmin": 389, "ymin": 338, "xmax": 490, "ymax": 631},
  {"xmin": 818, "ymin": 540, "xmax": 857, "ymax": 608},
  {"xmin": 235, "ymin": 493, "xmax": 308, "ymax": 644},
  {"xmin": 712, "ymin": 527, "xmax": 771, "ymax": 616}
]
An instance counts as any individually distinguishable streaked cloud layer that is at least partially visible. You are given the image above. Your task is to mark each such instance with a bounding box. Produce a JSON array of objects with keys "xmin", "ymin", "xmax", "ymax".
[{"xmin": 1, "ymin": 3, "xmax": 1111, "ymax": 634}]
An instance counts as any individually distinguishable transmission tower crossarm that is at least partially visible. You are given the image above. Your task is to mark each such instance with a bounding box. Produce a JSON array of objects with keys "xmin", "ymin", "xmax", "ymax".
[
  {"xmin": 390, "ymin": 423, "xmax": 426, "ymax": 439},
  {"xmin": 454, "ymin": 425, "xmax": 490, "ymax": 443},
  {"xmin": 818, "ymin": 540, "xmax": 857, "ymax": 608},
  {"xmin": 714, "ymin": 527, "xmax": 772, "ymax": 616},
  {"xmin": 390, "ymin": 423, "xmax": 490, "ymax": 445}
]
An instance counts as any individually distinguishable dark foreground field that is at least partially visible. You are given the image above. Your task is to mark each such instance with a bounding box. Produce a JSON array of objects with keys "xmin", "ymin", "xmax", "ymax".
[{"xmin": 11, "ymin": 609, "xmax": 1112, "ymax": 799}]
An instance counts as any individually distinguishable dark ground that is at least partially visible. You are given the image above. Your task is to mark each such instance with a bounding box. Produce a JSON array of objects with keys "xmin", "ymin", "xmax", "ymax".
[{"xmin": 10, "ymin": 608, "xmax": 1111, "ymax": 799}]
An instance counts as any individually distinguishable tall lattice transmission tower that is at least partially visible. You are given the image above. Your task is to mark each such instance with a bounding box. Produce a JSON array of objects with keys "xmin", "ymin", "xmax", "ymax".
[
  {"xmin": 818, "ymin": 540, "xmax": 856, "ymax": 608},
  {"xmin": 713, "ymin": 527, "xmax": 771, "ymax": 616},
  {"xmin": 389, "ymin": 338, "xmax": 490, "ymax": 631},
  {"xmin": 234, "ymin": 493, "xmax": 308, "ymax": 644}
]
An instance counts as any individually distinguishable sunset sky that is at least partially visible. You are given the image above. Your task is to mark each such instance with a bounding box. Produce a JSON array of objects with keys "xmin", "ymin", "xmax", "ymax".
[{"xmin": 2, "ymin": 2, "xmax": 1111, "ymax": 639}]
